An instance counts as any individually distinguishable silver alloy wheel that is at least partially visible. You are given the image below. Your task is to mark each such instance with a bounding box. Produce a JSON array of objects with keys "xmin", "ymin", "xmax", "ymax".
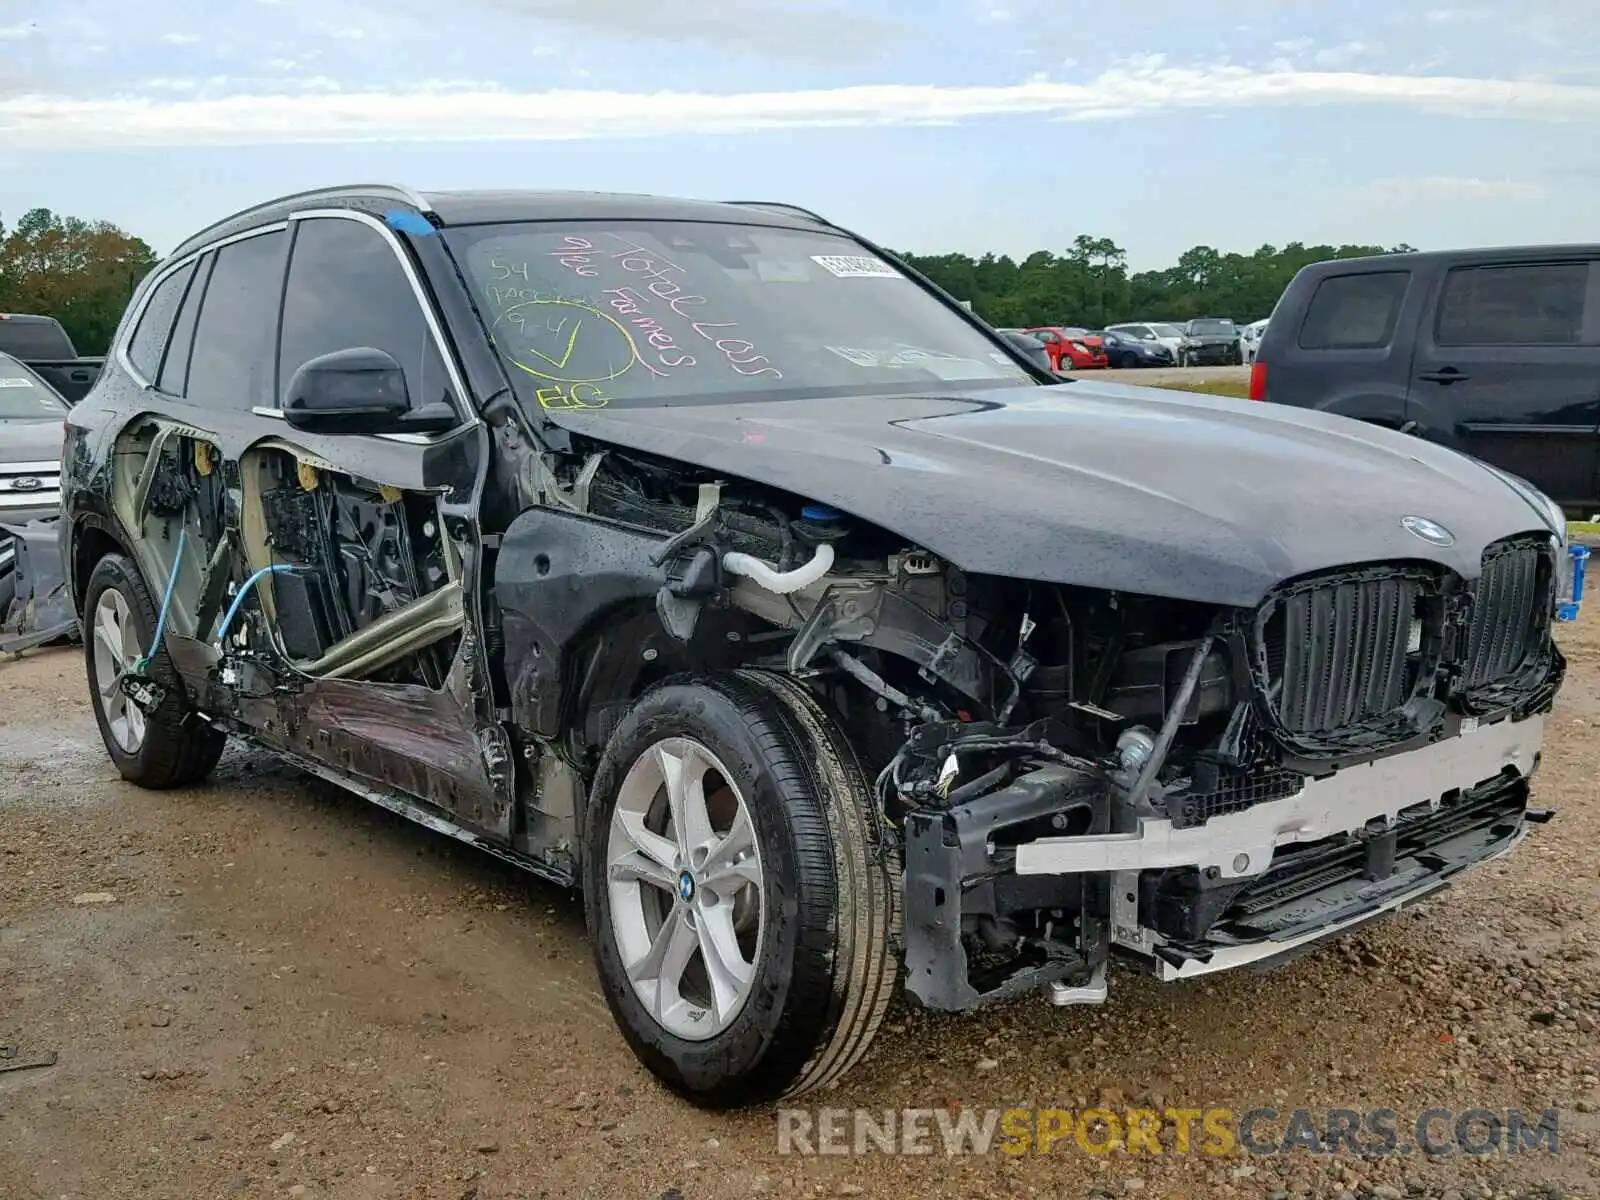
[
  {"xmin": 605, "ymin": 736, "xmax": 765, "ymax": 1041},
  {"xmin": 92, "ymin": 587, "xmax": 147, "ymax": 754}
]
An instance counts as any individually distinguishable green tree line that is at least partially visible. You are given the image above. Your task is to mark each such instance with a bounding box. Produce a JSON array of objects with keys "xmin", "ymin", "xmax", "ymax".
[
  {"xmin": 0, "ymin": 208, "xmax": 158, "ymax": 356},
  {"xmin": 896, "ymin": 234, "xmax": 1417, "ymax": 330}
]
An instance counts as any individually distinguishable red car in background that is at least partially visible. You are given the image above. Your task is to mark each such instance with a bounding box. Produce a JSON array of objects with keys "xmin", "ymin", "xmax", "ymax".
[{"xmin": 1023, "ymin": 326, "xmax": 1109, "ymax": 371}]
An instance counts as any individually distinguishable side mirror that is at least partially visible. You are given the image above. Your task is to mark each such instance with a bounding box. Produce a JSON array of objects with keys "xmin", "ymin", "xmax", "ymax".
[{"xmin": 283, "ymin": 348, "xmax": 455, "ymax": 436}]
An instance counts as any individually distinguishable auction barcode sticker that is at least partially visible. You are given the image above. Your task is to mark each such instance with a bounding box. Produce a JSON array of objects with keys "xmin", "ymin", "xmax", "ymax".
[{"xmin": 810, "ymin": 255, "xmax": 902, "ymax": 279}]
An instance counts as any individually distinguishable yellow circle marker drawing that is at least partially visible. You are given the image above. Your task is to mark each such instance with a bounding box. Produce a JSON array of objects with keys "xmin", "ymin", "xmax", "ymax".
[{"xmin": 492, "ymin": 299, "xmax": 643, "ymax": 385}]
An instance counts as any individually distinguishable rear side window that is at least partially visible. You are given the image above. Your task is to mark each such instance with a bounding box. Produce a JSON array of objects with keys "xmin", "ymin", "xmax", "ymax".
[
  {"xmin": 278, "ymin": 217, "xmax": 452, "ymax": 413},
  {"xmin": 186, "ymin": 231, "xmax": 288, "ymax": 411},
  {"xmin": 126, "ymin": 261, "xmax": 196, "ymax": 382},
  {"xmin": 1298, "ymin": 271, "xmax": 1409, "ymax": 350},
  {"xmin": 160, "ymin": 253, "xmax": 213, "ymax": 396},
  {"xmin": 1436, "ymin": 261, "xmax": 1595, "ymax": 346}
]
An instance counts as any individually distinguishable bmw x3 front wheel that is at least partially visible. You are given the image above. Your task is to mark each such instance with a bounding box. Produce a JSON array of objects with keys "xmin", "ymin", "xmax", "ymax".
[{"xmin": 583, "ymin": 670, "xmax": 898, "ymax": 1108}]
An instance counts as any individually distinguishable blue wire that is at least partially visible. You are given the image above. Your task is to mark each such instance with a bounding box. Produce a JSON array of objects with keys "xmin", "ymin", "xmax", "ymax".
[
  {"xmin": 214, "ymin": 564, "xmax": 296, "ymax": 646},
  {"xmin": 137, "ymin": 528, "xmax": 187, "ymax": 672}
]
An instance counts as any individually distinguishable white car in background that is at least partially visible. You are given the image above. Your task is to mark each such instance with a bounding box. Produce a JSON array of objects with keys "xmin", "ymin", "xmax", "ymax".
[
  {"xmin": 1106, "ymin": 322, "xmax": 1190, "ymax": 364},
  {"xmin": 1240, "ymin": 318, "xmax": 1269, "ymax": 365}
]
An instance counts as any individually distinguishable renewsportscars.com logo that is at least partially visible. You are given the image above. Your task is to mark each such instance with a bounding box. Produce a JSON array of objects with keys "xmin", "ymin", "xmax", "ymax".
[{"xmin": 776, "ymin": 1107, "xmax": 1562, "ymax": 1159}]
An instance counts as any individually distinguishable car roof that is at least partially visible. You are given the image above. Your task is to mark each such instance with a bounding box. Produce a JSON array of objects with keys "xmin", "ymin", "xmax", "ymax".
[
  {"xmin": 167, "ymin": 183, "xmax": 836, "ymax": 260},
  {"xmin": 1296, "ymin": 243, "xmax": 1600, "ymax": 278}
]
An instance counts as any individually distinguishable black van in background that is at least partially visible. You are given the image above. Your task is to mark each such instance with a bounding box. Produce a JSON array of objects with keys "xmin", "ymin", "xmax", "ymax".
[{"xmin": 1251, "ymin": 246, "xmax": 1600, "ymax": 513}]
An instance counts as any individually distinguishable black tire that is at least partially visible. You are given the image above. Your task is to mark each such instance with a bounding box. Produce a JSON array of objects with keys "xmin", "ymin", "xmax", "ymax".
[
  {"xmin": 583, "ymin": 670, "xmax": 898, "ymax": 1108},
  {"xmin": 83, "ymin": 553, "xmax": 226, "ymax": 788}
]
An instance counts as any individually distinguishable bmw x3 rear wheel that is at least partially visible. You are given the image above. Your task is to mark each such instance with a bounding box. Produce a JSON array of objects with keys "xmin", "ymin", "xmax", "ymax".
[{"xmin": 83, "ymin": 553, "xmax": 226, "ymax": 788}]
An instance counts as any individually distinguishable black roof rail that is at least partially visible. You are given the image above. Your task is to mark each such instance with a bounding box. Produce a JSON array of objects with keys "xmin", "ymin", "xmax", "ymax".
[
  {"xmin": 722, "ymin": 200, "xmax": 833, "ymax": 226},
  {"xmin": 168, "ymin": 182, "xmax": 433, "ymax": 260}
]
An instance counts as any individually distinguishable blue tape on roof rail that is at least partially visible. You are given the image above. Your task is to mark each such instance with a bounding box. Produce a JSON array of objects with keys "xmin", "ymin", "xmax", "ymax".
[{"xmin": 384, "ymin": 209, "xmax": 436, "ymax": 236}]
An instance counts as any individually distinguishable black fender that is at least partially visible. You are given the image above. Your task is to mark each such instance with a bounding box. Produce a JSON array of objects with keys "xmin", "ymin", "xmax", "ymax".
[{"xmin": 494, "ymin": 507, "xmax": 673, "ymax": 738}]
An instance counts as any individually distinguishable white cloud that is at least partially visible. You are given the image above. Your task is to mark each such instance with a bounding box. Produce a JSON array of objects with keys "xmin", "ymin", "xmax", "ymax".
[
  {"xmin": 3, "ymin": 62, "xmax": 1599, "ymax": 150},
  {"xmin": 1358, "ymin": 175, "xmax": 1549, "ymax": 201},
  {"xmin": 1272, "ymin": 38, "xmax": 1314, "ymax": 54},
  {"xmin": 0, "ymin": 21, "xmax": 39, "ymax": 40},
  {"xmin": 456, "ymin": 0, "xmax": 894, "ymax": 58},
  {"xmin": 1314, "ymin": 42, "xmax": 1369, "ymax": 68},
  {"xmin": 161, "ymin": 32, "xmax": 202, "ymax": 45}
]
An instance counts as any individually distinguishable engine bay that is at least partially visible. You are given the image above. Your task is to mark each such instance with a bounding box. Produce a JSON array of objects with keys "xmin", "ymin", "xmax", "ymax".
[{"xmin": 494, "ymin": 435, "xmax": 1562, "ymax": 1009}]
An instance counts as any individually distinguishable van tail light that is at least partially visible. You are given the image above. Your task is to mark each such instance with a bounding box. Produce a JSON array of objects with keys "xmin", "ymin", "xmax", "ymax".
[{"xmin": 1248, "ymin": 360, "xmax": 1268, "ymax": 401}]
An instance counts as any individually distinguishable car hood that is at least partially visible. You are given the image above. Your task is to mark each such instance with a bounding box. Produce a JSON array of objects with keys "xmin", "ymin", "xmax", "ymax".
[
  {"xmin": 0, "ymin": 418, "xmax": 65, "ymax": 465},
  {"xmin": 545, "ymin": 382, "xmax": 1555, "ymax": 607}
]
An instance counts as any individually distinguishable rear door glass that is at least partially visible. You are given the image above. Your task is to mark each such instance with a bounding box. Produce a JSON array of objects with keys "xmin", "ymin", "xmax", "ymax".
[
  {"xmin": 186, "ymin": 231, "xmax": 288, "ymax": 411},
  {"xmin": 1436, "ymin": 261, "xmax": 1598, "ymax": 345},
  {"xmin": 1298, "ymin": 271, "xmax": 1410, "ymax": 349}
]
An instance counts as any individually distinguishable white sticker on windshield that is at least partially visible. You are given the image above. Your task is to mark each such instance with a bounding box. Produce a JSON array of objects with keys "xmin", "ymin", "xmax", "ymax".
[
  {"xmin": 810, "ymin": 254, "xmax": 902, "ymax": 279},
  {"xmin": 0, "ymin": 377, "xmax": 35, "ymax": 388}
]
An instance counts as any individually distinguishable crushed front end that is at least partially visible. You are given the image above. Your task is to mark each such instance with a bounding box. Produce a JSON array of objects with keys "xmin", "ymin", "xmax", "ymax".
[
  {"xmin": 489, "ymin": 441, "xmax": 1566, "ymax": 1014},
  {"xmin": 885, "ymin": 533, "xmax": 1563, "ymax": 1010}
]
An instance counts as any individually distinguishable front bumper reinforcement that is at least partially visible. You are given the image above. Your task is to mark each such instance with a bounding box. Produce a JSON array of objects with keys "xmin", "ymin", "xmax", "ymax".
[{"xmin": 902, "ymin": 713, "xmax": 1544, "ymax": 1012}]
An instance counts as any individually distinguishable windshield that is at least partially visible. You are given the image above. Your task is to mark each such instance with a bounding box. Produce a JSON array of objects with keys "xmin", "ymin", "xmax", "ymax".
[
  {"xmin": 0, "ymin": 357, "xmax": 67, "ymax": 420},
  {"xmin": 445, "ymin": 221, "xmax": 1034, "ymax": 411},
  {"xmin": 1189, "ymin": 319, "xmax": 1235, "ymax": 335},
  {"xmin": 1151, "ymin": 324, "xmax": 1184, "ymax": 338}
]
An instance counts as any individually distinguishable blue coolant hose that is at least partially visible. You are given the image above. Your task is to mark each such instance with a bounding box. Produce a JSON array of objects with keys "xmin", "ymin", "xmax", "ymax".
[
  {"xmin": 214, "ymin": 563, "xmax": 296, "ymax": 646},
  {"xmin": 134, "ymin": 528, "xmax": 186, "ymax": 674}
]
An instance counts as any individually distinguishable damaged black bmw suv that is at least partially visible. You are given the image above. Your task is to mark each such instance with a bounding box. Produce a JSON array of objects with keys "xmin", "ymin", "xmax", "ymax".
[{"xmin": 62, "ymin": 186, "xmax": 1569, "ymax": 1107}]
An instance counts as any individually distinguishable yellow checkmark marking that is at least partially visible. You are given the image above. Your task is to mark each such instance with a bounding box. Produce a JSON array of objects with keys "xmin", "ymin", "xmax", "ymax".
[{"xmin": 526, "ymin": 318, "xmax": 583, "ymax": 371}]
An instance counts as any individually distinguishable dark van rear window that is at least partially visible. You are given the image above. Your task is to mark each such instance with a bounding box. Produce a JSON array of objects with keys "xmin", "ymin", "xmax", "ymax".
[{"xmin": 1298, "ymin": 271, "xmax": 1409, "ymax": 350}]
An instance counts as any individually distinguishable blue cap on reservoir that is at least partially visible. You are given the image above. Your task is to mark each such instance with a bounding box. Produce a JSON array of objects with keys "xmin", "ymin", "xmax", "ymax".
[{"xmin": 798, "ymin": 503, "xmax": 850, "ymax": 541}]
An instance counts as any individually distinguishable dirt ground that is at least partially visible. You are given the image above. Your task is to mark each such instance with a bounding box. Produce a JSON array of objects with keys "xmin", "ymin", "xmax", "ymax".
[
  {"xmin": 1091, "ymin": 364, "xmax": 1251, "ymax": 388},
  {"xmin": 2, "ymin": 614, "xmax": 1598, "ymax": 1200}
]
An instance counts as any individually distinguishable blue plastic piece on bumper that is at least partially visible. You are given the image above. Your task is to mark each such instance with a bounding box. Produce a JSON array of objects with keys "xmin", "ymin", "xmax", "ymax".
[{"xmin": 1556, "ymin": 544, "xmax": 1588, "ymax": 623}]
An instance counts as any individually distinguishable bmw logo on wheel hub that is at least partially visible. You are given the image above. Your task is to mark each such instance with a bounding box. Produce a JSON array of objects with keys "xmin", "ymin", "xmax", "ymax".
[{"xmin": 678, "ymin": 870, "xmax": 696, "ymax": 902}]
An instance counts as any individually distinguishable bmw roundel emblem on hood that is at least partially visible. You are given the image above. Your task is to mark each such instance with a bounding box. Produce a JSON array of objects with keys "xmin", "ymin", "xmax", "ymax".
[{"xmin": 1401, "ymin": 515, "xmax": 1455, "ymax": 547}]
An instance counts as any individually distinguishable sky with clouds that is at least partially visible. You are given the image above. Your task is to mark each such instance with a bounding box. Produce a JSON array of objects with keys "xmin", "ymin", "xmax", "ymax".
[{"xmin": 1, "ymin": 0, "xmax": 1595, "ymax": 267}]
